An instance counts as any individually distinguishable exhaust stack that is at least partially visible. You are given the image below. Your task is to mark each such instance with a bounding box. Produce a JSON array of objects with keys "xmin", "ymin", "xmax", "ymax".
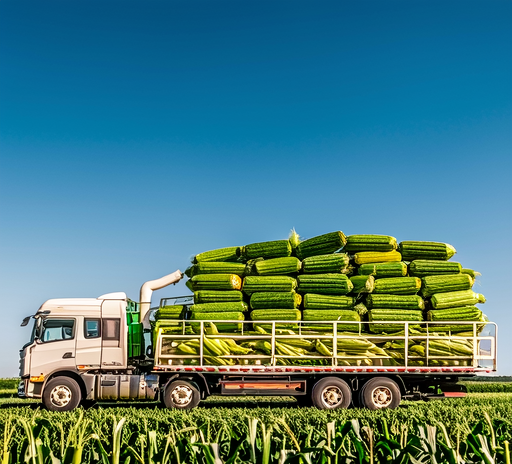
[{"xmin": 139, "ymin": 270, "xmax": 183, "ymax": 323}]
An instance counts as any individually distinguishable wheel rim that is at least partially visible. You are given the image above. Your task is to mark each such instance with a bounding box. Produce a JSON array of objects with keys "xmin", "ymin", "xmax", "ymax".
[
  {"xmin": 371, "ymin": 386, "xmax": 393, "ymax": 408},
  {"xmin": 321, "ymin": 386, "xmax": 343, "ymax": 407},
  {"xmin": 171, "ymin": 385, "xmax": 193, "ymax": 406},
  {"xmin": 50, "ymin": 385, "xmax": 73, "ymax": 407}
]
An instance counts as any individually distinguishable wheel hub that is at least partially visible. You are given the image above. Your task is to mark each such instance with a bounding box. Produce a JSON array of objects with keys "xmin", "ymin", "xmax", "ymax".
[
  {"xmin": 171, "ymin": 385, "xmax": 193, "ymax": 405},
  {"xmin": 50, "ymin": 385, "xmax": 72, "ymax": 407},
  {"xmin": 322, "ymin": 386, "xmax": 343, "ymax": 407},
  {"xmin": 372, "ymin": 387, "xmax": 392, "ymax": 408}
]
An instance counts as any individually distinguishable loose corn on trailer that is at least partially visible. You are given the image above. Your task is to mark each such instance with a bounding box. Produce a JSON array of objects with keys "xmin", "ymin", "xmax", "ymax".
[
  {"xmin": 153, "ymin": 312, "xmax": 497, "ymax": 410},
  {"xmin": 18, "ymin": 271, "xmax": 497, "ymax": 411}
]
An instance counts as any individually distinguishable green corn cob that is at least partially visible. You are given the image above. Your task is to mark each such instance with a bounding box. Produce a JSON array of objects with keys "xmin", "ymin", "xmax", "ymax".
[
  {"xmin": 301, "ymin": 253, "xmax": 350, "ymax": 274},
  {"xmin": 297, "ymin": 274, "xmax": 353, "ymax": 295},
  {"xmin": 242, "ymin": 340, "xmax": 272, "ymax": 355},
  {"xmin": 303, "ymin": 294, "xmax": 355, "ymax": 309},
  {"xmin": 424, "ymin": 339, "xmax": 473, "ymax": 357},
  {"xmin": 193, "ymin": 290, "xmax": 244, "ymax": 304},
  {"xmin": 426, "ymin": 306, "xmax": 483, "ymax": 321},
  {"xmin": 430, "ymin": 290, "xmax": 486, "ymax": 309},
  {"xmin": 366, "ymin": 294, "xmax": 425, "ymax": 310},
  {"xmin": 399, "ymin": 241, "xmax": 456, "ymax": 261},
  {"xmin": 408, "ymin": 260, "xmax": 462, "ymax": 277},
  {"xmin": 255, "ymin": 257, "xmax": 302, "ymax": 276},
  {"xmin": 368, "ymin": 309, "xmax": 423, "ymax": 333},
  {"xmin": 358, "ymin": 262, "xmax": 408, "ymax": 277},
  {"xmin": 295, "ymin": 231, "xmax": 347, "ymax": 260},
  {"xmin": 187, "ymin": 262, "xmax": 246, "ymax": 277},
  {"xmin": 276, "ymin": 338, "xmax": 315, "ymax": 351},
  {"xmin": 190, "ymin": 302, "xmax": 248, "ymax": 313},
  {"xmin": 155, "ymin": 305, "xmax": 185, "ymax": 320},
  {"xmin": 241, "ymin": 240, "xmax": 292, "ymax": 260},
  {"xmin": 373, "ymin": 277, "xmax": 422, "ymax": 295},
  {"xmin": 250, "ymin": 309, "xmax": 301, "ymax": 321},
  {"xmin": 193, "ymin": 246, "xmax": 241, "ymax": 263},
  {"xmin": 336, "ymin": 338, "xmax": 375, "ymax": 352},
  {"xmin": 242, "ymin": 276, "xmax": 297, "ymax": 294},
  {"xmin": 354, "ymin": 251, "xmax": 402, "ymax": 265},
  {"xmin": 190, "ymin": 274, "xmax": 242, "ymax": 291},
  {"xmin": 176, "ymin": 342, "xmax": 199, "ymax": 355},
  {"xmin": 343, "ymin": 235, "xmax": 398, "ymax": 252},
  {"xmin": 250, "ymin": 291, "xmax": 302, "ymax": 309},
  {"xmin": 421, "ymin": 274, "xmax": 473, "ymax": 297},
  {"xmin": 315, "ymin": 340, "xmax": 333, "ymax": 356}
]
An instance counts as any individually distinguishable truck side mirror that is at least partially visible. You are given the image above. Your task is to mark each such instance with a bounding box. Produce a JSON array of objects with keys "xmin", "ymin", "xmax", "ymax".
[{"xmin": 20, "ymin": 316, "xmax": 31, "ymax": 327}]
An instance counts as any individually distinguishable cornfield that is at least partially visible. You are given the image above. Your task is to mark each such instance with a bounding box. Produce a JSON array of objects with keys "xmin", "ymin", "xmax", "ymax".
[{"xmin": 0, "ymin": 394, "xmax": 511, "ymax": 463}]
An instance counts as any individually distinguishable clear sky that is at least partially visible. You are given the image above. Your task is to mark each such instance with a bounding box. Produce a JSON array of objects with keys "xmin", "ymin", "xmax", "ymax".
[{"xmin": 1, "ymin": 0, "xmax": 511, "ymax": 376}]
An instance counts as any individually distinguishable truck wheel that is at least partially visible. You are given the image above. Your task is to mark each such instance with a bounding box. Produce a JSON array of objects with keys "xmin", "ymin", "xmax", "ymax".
[
  {"xmin": 163, "ymin": 380, "xmax": 200, "ymax": 409},
  {"xmin": 360, "ymin": 378, "xmax": 401, "ymax": 410},
  {"xmin": 311, "ymin": 377, "xmax": 351, "ymax": 409},
  {"xmin": 42, "ymin": 377, "xmax": 82, "ymax": 411}
]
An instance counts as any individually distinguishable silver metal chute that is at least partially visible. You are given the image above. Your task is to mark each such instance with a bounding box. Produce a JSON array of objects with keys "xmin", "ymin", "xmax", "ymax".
[{"xmin": 139, "ymin": 270, "xmax": 183, "ymax": 327}]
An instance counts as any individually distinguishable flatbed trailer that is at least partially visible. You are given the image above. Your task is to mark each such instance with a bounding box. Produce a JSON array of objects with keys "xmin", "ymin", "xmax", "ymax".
[{"xmin": 152, "ymin": 317, "xmax": 496, "ymax": 409}]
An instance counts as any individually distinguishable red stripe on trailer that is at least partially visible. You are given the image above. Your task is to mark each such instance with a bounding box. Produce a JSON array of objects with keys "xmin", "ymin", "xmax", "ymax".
[
  {"xmin": 153, "ymin": 365, "xmax": 486, "ymax": 374},
  {"xmin": 444, "ymin": 392, "xmax": 467, "ymax": 398}
]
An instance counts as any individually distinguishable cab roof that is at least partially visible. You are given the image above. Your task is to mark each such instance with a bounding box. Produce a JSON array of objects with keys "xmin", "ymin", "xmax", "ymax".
[{"xmin": 37, "ymin": 292, "xmax": 128, "ymax": 312}]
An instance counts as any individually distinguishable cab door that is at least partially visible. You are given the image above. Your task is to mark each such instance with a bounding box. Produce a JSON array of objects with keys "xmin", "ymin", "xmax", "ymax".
[
  {"xmin": 29, "ymin": 318, "xmax": 77, "ymax": 378},
  {"xmin": 75, "ymin": 318, "xmax": 102, "ymax": 368}
]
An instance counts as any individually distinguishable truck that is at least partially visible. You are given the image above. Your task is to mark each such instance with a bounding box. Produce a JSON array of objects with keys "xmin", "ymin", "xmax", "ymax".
[{"xmin": 18, "ymin": 271, "xmax": 497, "ymax": 412}]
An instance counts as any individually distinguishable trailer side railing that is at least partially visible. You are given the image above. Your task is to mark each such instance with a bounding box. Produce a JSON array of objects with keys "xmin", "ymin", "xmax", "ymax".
[{"xmin": 153, "ymin": 320, "xmax": 497, "ymax": 371}]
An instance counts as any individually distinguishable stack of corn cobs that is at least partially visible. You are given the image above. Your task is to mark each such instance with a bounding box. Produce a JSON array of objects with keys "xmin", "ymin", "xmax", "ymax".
[{"xmin": 156, "ymin": 231, "xmax": 487, "ymax": 367}]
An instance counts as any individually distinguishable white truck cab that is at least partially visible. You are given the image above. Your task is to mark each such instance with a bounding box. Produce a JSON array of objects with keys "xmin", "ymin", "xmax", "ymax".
[
  {"xmin": 19, "ymin": 271, "xmax": 183, "ymax": 411},
  {"xmin": 19, "ymin": 293, "xmax": 130, "ymax": 407}
]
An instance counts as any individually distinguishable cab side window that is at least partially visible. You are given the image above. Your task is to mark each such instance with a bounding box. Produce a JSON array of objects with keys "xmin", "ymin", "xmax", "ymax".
[
  {"xmin": 102, "ymin": 318, "xmax": 120, "ymax": 341},
  {"xmin": 41, "ymin": 319, "xmax": 75, "ymax": 343},
  {"xmin": 84, "ymin": 319, "xmax": 101, "ymax": 339}
]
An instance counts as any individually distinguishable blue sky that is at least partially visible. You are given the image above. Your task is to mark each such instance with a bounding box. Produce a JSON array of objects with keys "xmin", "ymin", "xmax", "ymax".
[{"xmin": 1, "ymin": 0, "xmax": 511, "ymax": 376}]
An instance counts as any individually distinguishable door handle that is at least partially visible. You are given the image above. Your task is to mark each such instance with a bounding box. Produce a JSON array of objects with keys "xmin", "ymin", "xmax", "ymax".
[{"xmin": 62, "ymin": 352, "xmax": 75, "ymax": 359}]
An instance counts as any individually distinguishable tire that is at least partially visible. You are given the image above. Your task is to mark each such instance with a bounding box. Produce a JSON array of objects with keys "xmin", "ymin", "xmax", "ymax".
[
  {"xmin": 42, "ymin": 377, "xmax": 82, "ymax": 412},
  {"xmin": 162, "ymin": 380, "xmax": 201, "ymax": 409},
  {"xmin": 360, "ymin": 377, "xmax": 401, "ymax": 410},
  {"xmin": 311, "ymin": 377, "xmax": 352, "ymax": 410}
]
